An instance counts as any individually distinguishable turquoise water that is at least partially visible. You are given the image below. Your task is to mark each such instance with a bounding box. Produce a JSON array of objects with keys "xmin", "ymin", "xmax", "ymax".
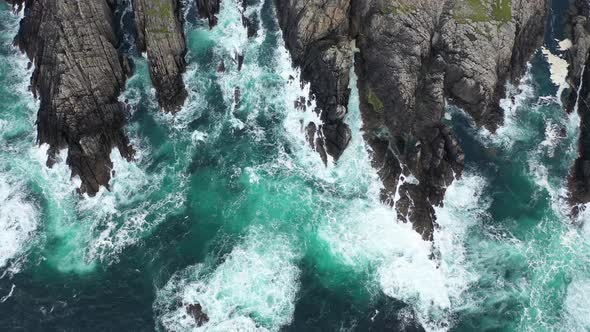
[{"xmin": 1, "ymin": 0, "xmax": 589, "ymax": 331}]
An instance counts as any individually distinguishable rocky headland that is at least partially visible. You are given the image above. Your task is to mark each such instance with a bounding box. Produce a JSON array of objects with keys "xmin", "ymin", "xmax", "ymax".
[
  {"xmin": 8, "ymin": 0, "xmax": 134, "ymax": 195},
  {"xmin": 7, "ymin": 0, "xmax": 194, "ymax": 195},
  {"xmin": 276, "ymin": 0, "xmax": 547, "ymax": 240}
]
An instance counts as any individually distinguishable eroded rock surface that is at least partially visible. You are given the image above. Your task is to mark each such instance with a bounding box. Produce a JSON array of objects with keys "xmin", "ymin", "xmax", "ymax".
[
  {"xmin": 9, "ymin": 0, "xmax": 133, "ymax": 195},
  {"xmin": 133, "ymin": 0, "xmax": 188, "ymax": 112},
  {"xmin": 276, "ymin": 0, "xmax": 547, "ymax": 239}
]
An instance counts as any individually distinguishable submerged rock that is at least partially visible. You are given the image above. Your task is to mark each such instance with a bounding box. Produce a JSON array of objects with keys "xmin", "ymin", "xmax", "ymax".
[
  {"xmin": 186, "ymin": 303, "xmax": 209, "ymax": 327},
  {"xmin": 8, "ymin": 0, "xmax": 134, "ymax": 196},
  {"xmin": 276, "ymin": 0, "xmax": 547, "ymax": 240},
  {"xmin": 133, "ymin": 0, "xmax": 188, "ymax": 113}
]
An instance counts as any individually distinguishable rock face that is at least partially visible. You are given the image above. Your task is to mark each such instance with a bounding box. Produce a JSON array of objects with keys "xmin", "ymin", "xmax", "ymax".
[
  {"xmin": 196, "ymin": 0, "xmax": 221, "ymax": 27},
  {"xmin": 564, "ymin": 0, "xmax": 590, "ymax": 209},
  {"xmin": 277, "ymin": 0, "xmax": 547, "ymax": 240},
  {"xmin": 275, "ymin": 0, "xmax": 353, "ymax": 164},
  {"xmin": 133, "ymin": 0, "xmax": 188, "ymax": 112},
  {"xmin": 9, "ymin": 0, "xmax": 133, "ymax": 195}
]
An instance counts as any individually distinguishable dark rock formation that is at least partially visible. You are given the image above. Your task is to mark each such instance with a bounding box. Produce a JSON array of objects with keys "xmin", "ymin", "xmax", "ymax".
[
  {"xmin": 564, "ymin": 0, "xmax": 590, "ymax": 209},
  {"xmin": 275, "ymin": 0, "xmax": 353, "ymax": 164},
  {"xmin": 186, "ymin": 303, "xmax": 209, "ymax": 326},
  {"xmin": 240, "ymin": 0, "xmax": 258, "ymax": 38},
  {"xmin": 8, "ymin": 0, "xmax": 134, "ymax": 195},
  {"xmin": 196, "ymin": 0, "xmax": 221, "ymax": 28},
  {"xmin": 277, "ymin": 0, "xmax": 547, "ymax": 240},
  {"xmin": 133, "ymin": 0, "xmax": 188, "ymax": 113}
]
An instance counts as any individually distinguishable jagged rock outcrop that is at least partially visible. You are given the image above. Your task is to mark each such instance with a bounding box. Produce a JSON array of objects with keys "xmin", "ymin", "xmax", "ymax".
[
  {"xmin": 277, "ymin": 0, "xmax": 547, "ymax": 240},
  {"xmin": 196, "ymin": 0, "xmax": 221, "ymax": 27},
  {"xmin": 8, "ymin": 0, "xmax": 133, "ymax": 195},
  {"xmin": 133, "ymin": 0, "xmax": 188, "ymax": 112},
  {"xmin": 275, "ymin": 0, "xmax": 353, "ymax": 164},
  {"xmin": 563, "ymin": 0, "xmax": 590, "ymax": 209},
  {"xmin": 186, "ymin": 303, "xmax": 209, "ymax": 326}
]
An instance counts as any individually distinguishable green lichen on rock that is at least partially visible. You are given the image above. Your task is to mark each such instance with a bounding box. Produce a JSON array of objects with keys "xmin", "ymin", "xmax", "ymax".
[
  {"xmin": 491, "ymin": 0, "xmax": 512, "ymax": 22},
  {"xmin": 455, "ymin": 0, "xmax": 512, "ymax": 23},
  {"xmin": 145, "ymin": 0, "xmax": 173, "ymax": 21},
  {"xmin": 145, "ymin": 0, "xmax": 174, "ymax": 33},
  {"xmin": 380, "ymin": 0, "xmax": 417, "ymax": 15},
  {"xmin": 368, "ymin": 88, "xmax": 384, "ymax": 113}
]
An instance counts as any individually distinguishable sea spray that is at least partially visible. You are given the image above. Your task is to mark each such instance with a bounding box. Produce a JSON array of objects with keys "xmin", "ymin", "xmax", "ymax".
[
  {"xmin": 433, "ymin": 174, "xmax": 489, "ymax": 316},
  {"xmin": 0, "ymin": 176, "xmax": 38, "ymax": 271},
  {"xmin": 0, "ymin": 4, "xmax": 41, "ymax": 274},
  {"xmin": 479, "ymin": 66, "xmax": 536, "ymax": 149}
]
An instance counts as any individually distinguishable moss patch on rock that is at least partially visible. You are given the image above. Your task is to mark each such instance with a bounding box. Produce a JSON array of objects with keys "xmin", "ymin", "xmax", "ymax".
[
  {"xmin": 380, "ymin": 0, "xmax": 417, "ymax": 15},
  {"xmin": 455, "ymin": 0, "xmax": 512, "ymax": 23},
  {"xmin": 368, "ymin": 88, "xmax": 384, "ymax": 113}
]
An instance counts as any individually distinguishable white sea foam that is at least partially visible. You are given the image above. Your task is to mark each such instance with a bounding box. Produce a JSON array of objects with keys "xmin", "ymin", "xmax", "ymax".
[
  {"xmin": 155, "ymin": 229, "xmax": 301, "ymax": 332},
  {"xmin": 539, "ymin": 121, "xmax": 564, "ymax": 157},
  {"xmin": 317, "ymin": 198, "xmax": 450, "ymax": 331},
  {"xmin": 81, "ymin": 147, "xmax": 163, "ymax": 263},
  {"xmin": 30, "ymin": 137, "xmax": 185, "ymax": 270},
  {"xmin": 558, "ymin": 39, "xmax": 573, "ymax": 51},
  {"xmin": 278, "ymin": 46, "xmax": 327, "ymax": 173},
  {"xmin": 542, "ymin": 47, "xmax": 569, "ymax": 88},
  {"xmin": 480, "ymin": 67, "xmax": 536, "ymax": 149},
  {"xmin": 0, "ymin": 175, "xmax": 38, "ymax": 270},
  {"xmin": 315, "ymin": 175, "xmax": 490, "ymax": 332},
  {"xmin": 434, "ymin": 174, "xmax": 488, "ymax": 303},
  {"xmin": 562, "ymin": 278, "xmax": 590, "ymax": 332}
]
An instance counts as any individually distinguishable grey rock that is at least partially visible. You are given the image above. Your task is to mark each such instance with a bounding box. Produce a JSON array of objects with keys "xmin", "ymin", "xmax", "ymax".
[
  {"xmin": 8, "ymin": 0, "xmax": 134, "ymax": 196},
  {"xmin": 275, "ymin": 0, "xmax": 354, "ymax": 164},
  {"xmin": 133, "ymin": 0, "xmax": 188, "ymax": 113}
]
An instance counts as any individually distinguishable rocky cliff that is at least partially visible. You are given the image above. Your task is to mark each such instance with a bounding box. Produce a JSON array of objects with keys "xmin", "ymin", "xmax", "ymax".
[
  {"xmin": 277, "ymin": 0, "xmax": 547, "ymax": 240},
  {"xmin": 564, "ymin": 0, "xmax": 590, "ymax": 210},
  {"xmin": 8, "ymin": 0, "xmax": 134, "ymax": 195},
  {"xmin": 133, "ymin": 0, "xmax": 188, "ymax": 112}
]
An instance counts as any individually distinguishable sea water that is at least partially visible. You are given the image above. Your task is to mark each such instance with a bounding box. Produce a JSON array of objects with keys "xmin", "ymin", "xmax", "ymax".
[{"xmin": 0, "ymin": 1, "xmax": 589, "ymax": 331}]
